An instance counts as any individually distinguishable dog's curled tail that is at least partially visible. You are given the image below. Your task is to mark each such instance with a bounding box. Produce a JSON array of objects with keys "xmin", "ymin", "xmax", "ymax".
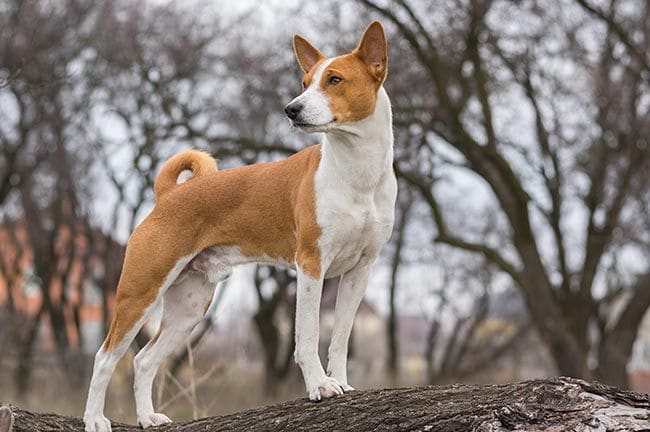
[{"xmin": 154, "ymin": 149, "xmax": 218, "ymax": 199}]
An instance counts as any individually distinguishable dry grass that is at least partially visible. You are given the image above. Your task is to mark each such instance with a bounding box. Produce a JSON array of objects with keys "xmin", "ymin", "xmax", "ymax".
[{"xmin": 0, "ymin": 351, "xmax": 306, "ymax": 423}]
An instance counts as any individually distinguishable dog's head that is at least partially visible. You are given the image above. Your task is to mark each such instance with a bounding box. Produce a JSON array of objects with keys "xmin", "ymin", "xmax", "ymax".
[{"xmin": 284, "ymin": 21, "xmax": 388, "ymax": 133}]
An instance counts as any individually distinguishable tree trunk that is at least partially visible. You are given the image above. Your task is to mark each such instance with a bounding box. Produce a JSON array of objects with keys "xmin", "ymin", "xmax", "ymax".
[
  {"xmin": 386, "ymin": 194, "xmax": 411, "ymax": 378},
  {"xmin": 595, "ymin": 337, "xmax": 630, "ymax": 389},
  {"xmin": 15, "ymin": 307, "xmax": 44, "ymax": 395},
  {"xmin": 253, "ymin": 308, "xmax": 282, "ymax": 392},
  {"xmin": 252, "ymin": 299, "xmax": 296, "ymax": 394},
  {"xmin": 386, "ymin": 293, "xmax": 398, "ymax": 378},
  {"xmin": 3, "ymin": 377, "xmax": 649, "ymax": 431},
  {"xmin": 595, "ymin": 273, "xmax": 650, "ymax": 388}
]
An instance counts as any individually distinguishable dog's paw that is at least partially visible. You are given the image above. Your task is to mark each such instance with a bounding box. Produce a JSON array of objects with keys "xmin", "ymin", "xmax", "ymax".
[
  {"xmin": 84, "ymin": 414, "xmax": 111, "ymax": 432},
  {"xmin": 326, "ymin": 375, "xmax": 355, "ymax": 392},
  {"xmin": 138, "ymin": 412, "xmax": 172, "ymax": 429},
  {"xmin": 308, "ymin": 376, "xmax": 344, "ymax": 401}
]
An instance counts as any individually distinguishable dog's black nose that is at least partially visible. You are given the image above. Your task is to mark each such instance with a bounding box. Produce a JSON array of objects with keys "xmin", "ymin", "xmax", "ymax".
[{"xmin": 284, "ymin": 102, "xmax": 303, "ymax": 120}]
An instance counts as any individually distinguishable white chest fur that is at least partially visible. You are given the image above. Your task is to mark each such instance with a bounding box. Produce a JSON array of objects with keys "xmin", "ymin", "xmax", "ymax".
[{"xmin": 314, "ymin": 87, "xmax": 397, "ymax": 278}]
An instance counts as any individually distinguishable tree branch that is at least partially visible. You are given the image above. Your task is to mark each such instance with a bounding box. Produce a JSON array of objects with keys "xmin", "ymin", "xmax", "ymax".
[
  {"xmin": 467, "ymin": 0, "xmax": 497, "ymax": 148},
  {"xmin": 573, "ymin": 0, "xmax": 650, "ymax": 73},
  {"xmin": 395, "ymin": 165, "xmax": 522, "ymax": 285},
  {"xmin": 3, "ymin": 378, "xmax": 650, "ymax": 431}
]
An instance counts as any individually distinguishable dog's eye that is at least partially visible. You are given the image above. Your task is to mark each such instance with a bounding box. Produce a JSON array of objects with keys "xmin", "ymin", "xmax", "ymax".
[{"xmin": 328, "ymin": 76, "xmax": 342, "ymax": 85}]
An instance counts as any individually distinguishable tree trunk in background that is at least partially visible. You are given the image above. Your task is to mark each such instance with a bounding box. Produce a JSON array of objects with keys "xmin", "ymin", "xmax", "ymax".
[
  {"xmin": 595, "ymin": 273, "xmax": 650, "ymax": 388},
  {"xmin": 386, "ymin": 193, "xmax": 411, "ymax": 379},
  {"xmin": 386, "ymin": 289, "xmax": 398, "ymax": 379},
  {"xmin": 252, "ymin": 267, "xmax": 297, "ymax": 394},
  {"xmin": 596, "ymin": 337, "xmax": 631, "ymax": 389},
  {"xmin": 253, "ymin": 307, "xmax": 282, "ymax": 392},
  {"xmin": 252, "ymin": 298, "xmax": 296, "ymax": 394},
  {"xmin": 4, "ymin": 378, "xmax": 650, "ymax": 431},
  {"xmin": 15, "ymin": 307, "xmax": 44, "ymax": 395}
]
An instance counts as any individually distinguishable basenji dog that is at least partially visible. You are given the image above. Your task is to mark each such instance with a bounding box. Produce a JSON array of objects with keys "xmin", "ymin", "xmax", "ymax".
[{"xmin": 83, "ymin": 20, "xmax": 396, "ymax": 432}]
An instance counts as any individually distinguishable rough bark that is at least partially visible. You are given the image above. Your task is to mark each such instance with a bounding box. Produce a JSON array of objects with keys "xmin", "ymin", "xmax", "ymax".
[{"xmin": 3, "ymin": 377, "xmax": 649, "ymax": 432}]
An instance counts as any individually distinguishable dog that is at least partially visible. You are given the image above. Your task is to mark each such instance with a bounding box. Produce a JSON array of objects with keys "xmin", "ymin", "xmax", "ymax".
[{"xmin": 83, "ymin": 20, "xmax": 396, "ymax": 432}]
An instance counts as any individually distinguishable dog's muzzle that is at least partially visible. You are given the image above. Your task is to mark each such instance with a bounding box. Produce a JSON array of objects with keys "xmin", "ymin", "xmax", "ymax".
[{"xmin": 284, "ymin": 102, "xmax": 303, "ymax": 120}]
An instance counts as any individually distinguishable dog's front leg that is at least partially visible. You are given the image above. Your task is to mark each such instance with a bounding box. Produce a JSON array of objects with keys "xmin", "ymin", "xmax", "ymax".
[
  {"xmin": 326, "ymin": 263, "xmax": 371, "ymax": 391},
  {"xmin": 294, "ymin": 268, "xmax": 343, "ymax": 401}
]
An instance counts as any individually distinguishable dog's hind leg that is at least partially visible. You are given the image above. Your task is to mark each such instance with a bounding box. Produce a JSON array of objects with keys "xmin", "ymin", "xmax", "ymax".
[
  {"xmin": 83, "ymin": 295, "xmax": 160, "ymax": 432},
  {"xmin": 133, "ymin": 267, "xmax": 228, "ymax": 428},
  {"xmin": 83, "ymin": 251, "xmax": 195, "ymax": 432}
]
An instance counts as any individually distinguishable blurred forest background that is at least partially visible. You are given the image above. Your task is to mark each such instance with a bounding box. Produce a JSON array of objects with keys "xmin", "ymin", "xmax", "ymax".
[{"xmin": 0, "ymin": 0, "xmax": 649, "ymax": 424}]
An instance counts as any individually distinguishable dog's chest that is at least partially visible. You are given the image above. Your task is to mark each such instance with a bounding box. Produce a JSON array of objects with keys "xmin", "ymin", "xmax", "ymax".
[{"xmin": 316, "ymin": 179, "xmax": 396, "ymax": 278}]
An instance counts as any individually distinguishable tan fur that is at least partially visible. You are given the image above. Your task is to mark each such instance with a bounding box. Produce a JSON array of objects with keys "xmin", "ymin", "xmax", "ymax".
[
  {"xmin": 300, "ymin": 21, "xmax": 387, "ymax": 123},
  {"xmin": 320, "ymin": 54, "xmax": 381, "ymax": 122},
  {"xmin": 154, "ymin": 150, "xmax": 218, "ymax": 198},
  {"xmin": 104, "ymin": 146, "xmax": 322, "ymax": 351}
]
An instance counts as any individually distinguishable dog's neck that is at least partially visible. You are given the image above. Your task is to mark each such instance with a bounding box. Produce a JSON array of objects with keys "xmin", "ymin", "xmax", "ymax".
[{"xmin": 319, "ymin": 87, "xmax": 393, "ymax": 191}]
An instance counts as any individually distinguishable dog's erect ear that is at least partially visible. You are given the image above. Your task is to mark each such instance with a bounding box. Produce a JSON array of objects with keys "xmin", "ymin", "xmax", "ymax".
[
  {"xmin": 293, "ymin": 35, "xmax": 325, "ymax": 73},
  {"xmin": 355, "ymin": 21, "xmax": 387, "ymax": 82}
]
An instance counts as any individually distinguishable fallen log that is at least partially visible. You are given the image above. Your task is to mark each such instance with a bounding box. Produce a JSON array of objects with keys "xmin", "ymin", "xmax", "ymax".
[{"xmin": 2, "ymin": 377, "xmax": 649, "ymax": 431}]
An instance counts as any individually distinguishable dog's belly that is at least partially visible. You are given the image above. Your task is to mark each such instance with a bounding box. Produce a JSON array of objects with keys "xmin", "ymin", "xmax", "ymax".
[{"xmin": 180, "ymin": 245, "xmax": 293, "ymax": 283}]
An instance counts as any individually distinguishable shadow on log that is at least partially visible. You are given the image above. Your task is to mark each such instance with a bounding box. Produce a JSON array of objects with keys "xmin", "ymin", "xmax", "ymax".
[{"xmin": 2, "ymin": 377, "xmax": 649, "ymax": 431}]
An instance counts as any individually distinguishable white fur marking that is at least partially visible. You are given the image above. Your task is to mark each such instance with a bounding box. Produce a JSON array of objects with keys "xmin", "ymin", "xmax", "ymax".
[
  {"xmin": 288, "ymin": 59, "xmax": 335, "ymax": 130},
  {"xmin": 310, "ymin": 86, "xmax": 396, "ymax": 393}
]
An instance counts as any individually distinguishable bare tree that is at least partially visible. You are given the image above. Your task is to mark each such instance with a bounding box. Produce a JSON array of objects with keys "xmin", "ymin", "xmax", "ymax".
[
  {"xmin": 358, "ymin": 0, "xmax": 650, "ymax": 387},
  {"xmin": 422, "ymin": 260, "xmax": 528, "ymax": 383},
  {"xmin": 0, "ymin": 0, "xmax": 109, "ymax": 392}
]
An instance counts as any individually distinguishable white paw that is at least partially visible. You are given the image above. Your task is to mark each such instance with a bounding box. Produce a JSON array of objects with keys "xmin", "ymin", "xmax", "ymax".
[
  {"xmin": 307, "ymin": 376, "xmax": 344, "ymax": 401},
  {"xmin": 84, "ymin": 414, "xmax": 111, "ymax": 432},
  {"xmin": 326, "ymin": 373, "xmax": 355, "ymax": 392},
  {"xmin": 138, "ymin": 412, "xmax": 172, "ymax": 428}
]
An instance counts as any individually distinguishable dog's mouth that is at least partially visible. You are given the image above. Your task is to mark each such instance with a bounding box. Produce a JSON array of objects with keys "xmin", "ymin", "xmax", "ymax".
[{"xmin": 291, "ymin": 119, "xmax": 336, "ymax": 132}]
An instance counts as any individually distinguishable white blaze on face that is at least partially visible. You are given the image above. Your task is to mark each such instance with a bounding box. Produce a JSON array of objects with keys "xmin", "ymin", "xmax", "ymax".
[{"xmin": 289, "ymin": 58, "xmax": 335, "ymax": 128}]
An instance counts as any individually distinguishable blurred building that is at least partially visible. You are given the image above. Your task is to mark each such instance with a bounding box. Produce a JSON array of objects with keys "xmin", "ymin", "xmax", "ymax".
[{"xmin": 0, "ymin": 219, "xmax": 122, "ymax": 354}]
